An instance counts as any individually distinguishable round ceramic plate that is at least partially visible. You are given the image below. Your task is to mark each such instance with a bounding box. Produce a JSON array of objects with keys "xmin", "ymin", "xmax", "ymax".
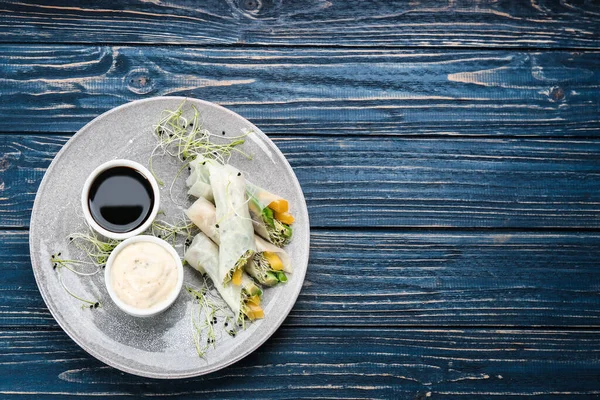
[{"xmin": 29, "ymin": 97, "xmax": 310, "ymax": 379}]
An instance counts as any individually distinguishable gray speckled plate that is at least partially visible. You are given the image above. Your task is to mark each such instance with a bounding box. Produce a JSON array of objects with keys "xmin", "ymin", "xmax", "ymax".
[{"xmin": 29, "ymin": 97, "xmax": 310, "ymax": 379}]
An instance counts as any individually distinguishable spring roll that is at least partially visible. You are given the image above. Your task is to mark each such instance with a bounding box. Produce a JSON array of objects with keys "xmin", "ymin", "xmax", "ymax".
[
  {"xmin": 246, "ymin": 182, "xmax": 293, "ymax": 247},
  {"xmin": 209, "ymin": 163, "xmax": 256, "ymax": 286},
  {"xmin": 186, "ymin": 157, "xmax": 216, "ymax": 201},
  {"xmin": 184, "ymin": 233, "xmax": 264, "ymax": 322},
  {"xmin": 186, "ymin": 197, "xmax": 292, "ymax": 286},
  {"xmin": 188, "ymin": 156, "xmax": 294, "ymax": 247}
]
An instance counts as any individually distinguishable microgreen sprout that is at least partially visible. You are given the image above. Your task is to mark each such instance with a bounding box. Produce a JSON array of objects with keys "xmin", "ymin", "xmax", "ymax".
[
  {"xmin": 223, "ymin": 249, "xmax": 254, "ymax": 285},
  {"xmin": 151, "ymin": 217, "xmax": 197, "ymax": 248},
  {"xmin": 51, "ymin": 252, "xmax": 98, "ymax": 276},
  {"xmin": 68, "ymin": 231, "xmax": 121, "ymax": 268},
  {"xmin": 149, "ymin": 101, "xmax": 251, "ymax": 186},
  {"xmin": 186, "ymin": 279, "xmax": 232, "ymax": 358},
  {"xmin": 269, "ymin": 219, "xmax": 293, "ymax": 247},
  {"xmin": 247, "ymin": 253, "xmax": 286, "ymax": 287},
  {"xmin": 51, "ymin": 253, "xmax": 102, "ymax": 310}
]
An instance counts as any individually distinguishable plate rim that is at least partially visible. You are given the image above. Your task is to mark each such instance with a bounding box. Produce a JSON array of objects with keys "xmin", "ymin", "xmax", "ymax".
[{"xmin": 29, "ymin": 96, "xmax": 310, "ymax": 379}]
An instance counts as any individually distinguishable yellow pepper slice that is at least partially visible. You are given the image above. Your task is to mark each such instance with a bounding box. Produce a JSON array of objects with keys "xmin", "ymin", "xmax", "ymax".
[
  {"xmin": 247, "ymin": 303, "xmax": 264, "ymax": 319},
  {"xmin": 274, "ymin": 211, "xmax": 295, "ymax": 225},
  {"xmin": 231, "ymin": 268, "xmax": 243, "ymax": 286},
  {"xmin": 268, "ymin": 199, "xmax": 289, "ymax": 213},
  {"xmin": 263, "ymin": 252, "xmax": 284, "ymax": 271},
  {"xmin": 248, "ymin": 294, "xmax": 261, "ymax": 305}
]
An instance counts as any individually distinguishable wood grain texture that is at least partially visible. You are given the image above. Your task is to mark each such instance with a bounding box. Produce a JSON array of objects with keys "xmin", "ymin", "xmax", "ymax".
[
  {"xmin": 0, "ymin": 328, "xmax": 599, "ymax": 397},
  {"xmin": 0, "ymin": 0, "xmax": 599, "ymax": 48},
  {"xmin": 3, "ymin": 230, "xmax": 600, "ymax": 328},
  {"xmin": 1, "ymin": 0, "xmax": 599, "ymax": 396},
  {"xmin": 1, "ymin": 46, "xmax": 600, "ymax": 136},
  {"xmin": 1, "ymin": 135, "xmax": 599, "ymax": 229}
]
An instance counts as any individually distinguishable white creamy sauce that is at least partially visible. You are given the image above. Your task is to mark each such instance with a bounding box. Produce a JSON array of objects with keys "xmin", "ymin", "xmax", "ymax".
[{"xmin": 110, "ymin": 242, "xmax": 178, "ymax": 309}]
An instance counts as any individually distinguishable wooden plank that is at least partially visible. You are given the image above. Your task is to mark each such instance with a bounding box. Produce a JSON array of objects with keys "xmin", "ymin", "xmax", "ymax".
[
  {"xmin": 1, "ymin": 135, "xmax": 600, "ymax": 229},
  {"xmin": 3, "ymin": 230, "xmax": 600, "ymax": 328},
  {"xmin": 0, "ymin": 1, "xmax": 598, "ymax": 48},
  {"xmin": 1, "ymin": 46, "xmax": 600, "ymax": 136},
  {"xmin": 0, "ymin": 327, "xmax": 598, "ymax": 397}
]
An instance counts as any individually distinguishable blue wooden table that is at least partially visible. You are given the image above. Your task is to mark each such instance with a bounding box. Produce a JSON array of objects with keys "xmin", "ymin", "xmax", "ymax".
[{"xmin": 1, "ymin": 1, "xmax": 600, "ymax": 397}]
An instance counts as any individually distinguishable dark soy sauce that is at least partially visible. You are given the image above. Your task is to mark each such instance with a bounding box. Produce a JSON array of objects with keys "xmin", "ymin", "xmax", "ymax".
[{"xmin": 88, "ymin": 167, "xmax": 154, "ymax": 233}]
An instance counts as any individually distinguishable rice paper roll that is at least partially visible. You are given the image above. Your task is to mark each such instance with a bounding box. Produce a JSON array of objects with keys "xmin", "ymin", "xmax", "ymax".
[
  {"xmin": 186, "ymin": 157, "xmax": 217, "ymax": 201},
  {"xmin": 186, "ymin": 197, "xmax": 291, "ymax": 286},
  {"xmin": 184, "ymin": 233, "xmax": 263, "ymax": 323},
  {"xmin": 187, "ymin": 155, "xmax": 294, "ymax": 247},
  {"xmin": 246, "ymin": 182, "xmax": 293, "ymax": 247},
  {"xmin": 185, "ymin": 196, "xmax": 219, "ymax": 243},
  {"xmin": 209, "ymin": 163, "xmax": 256, "ymax": 286},
  {"xmin": 248, "ymin": 236, "xmax": 291, "ymax": 286}
]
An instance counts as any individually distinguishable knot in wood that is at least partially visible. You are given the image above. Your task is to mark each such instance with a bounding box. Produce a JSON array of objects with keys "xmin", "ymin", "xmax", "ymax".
[
  {"xmin": 125, "ymin": 68, "xmax": 155, "ymax": 95},
  {"xmin": 549, "ymin": 86, "xmax": 565, "ymax": 102},
  {"xmin": 240, "ymin": 0, "xmax": 263, "ymax": 13}
]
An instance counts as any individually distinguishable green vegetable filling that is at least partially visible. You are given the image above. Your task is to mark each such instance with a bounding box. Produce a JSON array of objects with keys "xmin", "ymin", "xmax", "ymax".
[
  {"xmin": 262, "ymin": 207, "xmax": 292, "ymax": 247},
  {"xmin": 224, "ymin": 249, "xmax": 254, "ymax": 284},
  {"xmin": 246, "ymin": 253, "xmax": 287, "ymax": 287}
]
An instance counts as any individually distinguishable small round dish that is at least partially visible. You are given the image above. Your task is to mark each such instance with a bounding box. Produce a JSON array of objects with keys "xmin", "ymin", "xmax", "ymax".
[
  {"xmin": 104, "ymin": 235, "xmax": 184, "ymax": 317},
  {"xmin": 81, "ymin": 159, "xmax": 160, "ymax": 240}
]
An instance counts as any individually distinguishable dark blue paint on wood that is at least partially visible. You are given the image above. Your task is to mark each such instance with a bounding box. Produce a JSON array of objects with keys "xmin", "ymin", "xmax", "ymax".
[
  {"xmin": 2, "ymin": 230, "xmax": 600, "ymax": 328},
  {"xmin": 1, "ymin": 135, "xmax": 599, "ymax": 229},
  {"xmin": 1, "ymin": 328, "xmax": 599, "ymax": 397},
  {"xmin": 1, "ymin": 0, "xmax": 600, "ymax": 395},
  {"xmin": 0, "ymin": 46, "xmax": 599, "ymax": 136},
  {"xmin": 0, "ymin": 0, "xmax": 598, "ymax": 48}
]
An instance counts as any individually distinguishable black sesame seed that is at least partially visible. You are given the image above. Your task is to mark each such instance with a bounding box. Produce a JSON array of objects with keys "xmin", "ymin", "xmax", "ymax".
[
  {"xmin": 187, "ymin": 167, "xmax": 191, "ymax": 171},
  {"xmin": 215, "ymin": 224, "xmax": 219, "ymax": 228},
  {"xmin": 58, "ymin": 252, "xmax": 61, "ymax": 256},
  {"xmin": 51, "ymin": 255, "xmax": 55, "ymax": 259},
  {"xmin": 224, "ymin": 322, "xmax": 228, "ymax": 327},
  {"xmin": 94, "ymin": 302, "xmax": 99, "ymax": 308},
  {"xmin": 53, "ymin": 265, "xmax": 56, "ymax": 270},
  {"xmin": 89, "ymin": 305, "xmax": 93, "ymax": 309},
  {"xmin": 69, "ymin": 237, "xmax": 73, "ymax": 241},
  {"xmin": 202, "ymin": 161, "xmax": 206, "ymax": 165},
  {"xmin": 237, "ymin": 172, "xmax": 241, "ymax": 177},
  {"xmin": 222, "ymin": 131, "xmax": 225, "ymax": 135}
]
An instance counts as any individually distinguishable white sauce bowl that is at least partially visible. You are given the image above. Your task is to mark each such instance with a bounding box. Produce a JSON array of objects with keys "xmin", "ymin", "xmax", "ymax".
[
  {"xmin": 105, "ymin": 235, "xmax": 184, "ymax": 317},
  {"xmin": 81, "ymin": 159, "xmax": 160, "ymax": 240}
]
